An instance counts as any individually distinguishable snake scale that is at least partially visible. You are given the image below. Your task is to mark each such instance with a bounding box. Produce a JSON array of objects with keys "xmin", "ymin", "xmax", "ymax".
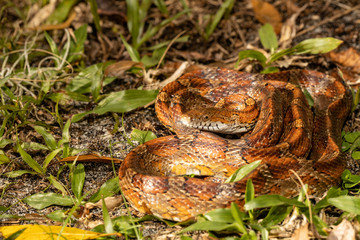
[{"xmin": 119, "ymin": 67, "xmax": 352, "ymax": 221}]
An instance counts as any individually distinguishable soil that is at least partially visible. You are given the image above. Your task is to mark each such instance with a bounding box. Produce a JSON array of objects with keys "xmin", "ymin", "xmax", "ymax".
[{"xmin": 1, "ymin": 0, "xmax": 360, "ymax": 239}]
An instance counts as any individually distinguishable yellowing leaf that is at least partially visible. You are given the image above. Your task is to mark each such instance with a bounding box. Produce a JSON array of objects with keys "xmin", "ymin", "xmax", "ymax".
[
  {"xmin": 0, "ymin": 224, "xmax": 102, "ymax": 240},
  {"xmin": 250, "ymin": 0, "xmax": 282, "ymax": 34}
]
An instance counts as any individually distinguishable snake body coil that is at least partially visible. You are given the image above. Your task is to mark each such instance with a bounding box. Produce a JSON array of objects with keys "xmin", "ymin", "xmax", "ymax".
[{"xmin": 119, "ymin": 68, "xmax": 352, "ymax": 221}]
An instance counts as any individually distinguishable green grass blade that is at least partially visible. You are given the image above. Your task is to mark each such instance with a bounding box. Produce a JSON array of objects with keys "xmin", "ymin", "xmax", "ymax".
[
  {"xmin": 33, "ymin": 125, "xmax": 57, "ymax": 150},
  {"xmin": 17, "ymin": 143, "xmax": 44, "ymax": 174},
  {"xmin": 119, "ymin": 33, "xmax": 140, "ymax": 62},
  {"xmin": 245, "ymin": 195, "xmax": 306, "ymax": 211},
  {"xmin": 126, "ymin": 0, "xmax": 140, "ymax": 46},
  {"xmin": 205, "ymin": 0, "xmax": 235, "ymax": 40},
  {"xmin": 292, "ymin": 37, "xmax": 343, "ymax": 55},
  {"xmin": 88, "ymin": 0, "xmax": 101, "ymax": 33},
  {"xmin": 71, "ymin": 163, "xmax": 85, "ymax": 200},
  {"xmin": 48, "ymin": 175, "xmax": 67, "ymax": 195},
  {"xmin": 225, "ymin": 160, "xmax": 261, "ymax": 183},
  {"xmin": 230, "ymin": 202, "xmax": 247, "ymax": 233},
  {"xmin": 88, "ymin": 177, "xmax": 120, "ymax": 202},
  {"xmin": 43, "ymin": 148, "xmax": 63, "ymax": 169},
  {"xmin": 102, "ymin": 197, "xmax": 114, "ymax": 233}
]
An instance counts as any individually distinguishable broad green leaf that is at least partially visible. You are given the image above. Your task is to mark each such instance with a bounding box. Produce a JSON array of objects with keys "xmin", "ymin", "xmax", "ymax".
[
  {"xmin": 92, "ymin": 89, "xmax": 158, "ymax": 115},
  {"xmin": 46, "ymin": 210, "xmax": 67, "ymax": 222},
  {"xmin": 204, "ymin": 208, "xmax": 234, "ymax": 223},
  {"xmin": 180, "ymin": 221, "xmax": 236, "ymax": 233},
  {"xmin": 88, "ymin": 177, "xmax": 120, "ymax": 202},
  {"xmin": 17, "ymin": 143, "xmax": 44, "ymax": 174},
  {"xmin": 130, "ymin": 128, "xmax": 157, "ymax": 144},
  {"xmin": 66, "ymin": 63, "xmax": 104, "ymax": 94},
  {"xmin": 292, "ymin": 37, "xmax": 343, "ymax": 55},
  {"xmin": 236, "ymin": 50, "xmax": 267, "ymax": 68},
  {"xmin": 21, "ymin": 142, "xmax": 48, "ymax": 151},
  {"xmin": 46, "ymin": 0, "xmax": 78, "ymax": 24},
  {"xmin": 260, "ymin": 205, "xmax": 293, "ymax": 228},
  {"xmin": 351, "ymin": 151, "xmax": 360, "ymax": 159},
  {"xmin": 314, "ymin": 187, "xmax": 347, "ymax": 210},
  {"xmin": 343, "ymin": 132, "xmax": 360, "ymax": 143},
  {"xmin": 244, "ymin": 195, "xmax": 305, "ymax": 210},
  {"xmin": 0, "ymin": 154, "xmax": 10, "ymax": 164},
  {"xmin": 71, "ymin": 164, "xmax": 85, "ymax": 199},
  {"xmin": 0, "ymin": 139, "xmax": 13, "ymax": 148},
  {"xmin": 341, "ymin": 169, "xmax": 360, "ymax": 189},
  {"xmin": 258, "ymin": 23, "xmax": 278, "ymax": 53},
  {"xmin": 33, "ymin": 126, "xmax": 57, "ymax": 150},
  {"xmin": 3, "ymin": 170, "xmax": 37, "ymax": 178},
  {"xmin": 225, "ymin": 160, "xmax": 261, "ymax": 183},
  {"xmin": 328, "ymin": 196, "xmax": 360, "ymax": 214},
  {"xmin": 102, "ymin": 198, "xmax": 114, "ymax": 233},
  {"xmin": 24, "ymin": 193, "xmax": 73, "ymax": 209}
]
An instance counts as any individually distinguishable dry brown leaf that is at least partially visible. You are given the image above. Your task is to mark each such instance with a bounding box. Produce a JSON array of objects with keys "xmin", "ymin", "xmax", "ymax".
[
  {"xmin": 250, "ymin": 0, "xmax": 283, "ymax": 34},
  {"xmin": 104, "ymin": 61, "xmax": 144, "ymax": 77},
  {"xmin": 85, "ymin": 196, "xmax": 123, "ymax": 211},
  {"xmin": 329, "ymin": 48, "xmax": 360, "ymax": 73},
  {"xmin": 60, "ymin": 153, "xmax": 122, "ymax": 163},
  {"xmin": 327, "ymin": 219, "xmax": 356, "ymax": 240},
  {"xmin": 291, "ymin": 223, "xmax": 309, "ymax": 240}
]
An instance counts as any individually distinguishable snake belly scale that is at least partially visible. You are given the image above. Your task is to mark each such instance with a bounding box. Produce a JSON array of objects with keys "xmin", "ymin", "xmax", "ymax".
[{"xmin": 119, "ymin": 67, "xmax": 352, "ymax": 222}]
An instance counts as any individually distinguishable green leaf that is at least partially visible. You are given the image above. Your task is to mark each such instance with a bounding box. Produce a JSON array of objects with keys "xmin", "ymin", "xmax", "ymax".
[
  {"xmin": 260, "ymin": 205, "xmax": 293, "ymax": 228},
  {"xmin": 225, "ymin": 160, "xmax": 261, "ymax": 183},
  {"xmin": 43, "ymin": 148, "xmax": 63, "ymax": 169},
  {"xmin": 92, "ymin": 89, "xmax": 158, "ymax": 115},
  {"xmin": 303, "ymin": 89, "xmax": 314, "ymax": 108},
  {"xmin": 44, "ymin": 31, "xmax": 59, "ymax": 55},
  {"xmin": 0, "ymin": 154, "xmax": 10, "ymax": 164},
  {"xmin": 328, "ymin": 195, "xmax": 360, "ymax": 215},
  {"xmin": 46, "ymin": 210, "xmax": 67, "ymax": 222},
  {"xmin": 66, "ymin": 63, "xmax": 104, "ymax": 94},
  {"xmin": 71, "ymin": 164, "xmax": 85, "ymax": 200},
  {"xmin": 88, "ymin": 177, "xmax": 120, "ymax": 202},
  {"xmin": 130, "ymin": 129, "xmax": 157, "ymax": 144},
  {"xmin": 352, "ymin": 151, "xmax": 360, "ymax": 159},
  {"xmin": 88, "ymin": 0, "xmax": 101, "ymax": 33},
  {"xmin": 48, "ymin": 175, "xmax": 67, "ymax": 195},
  {"xmin": 180, "ymin": 221, "xmax": 235, "ymax": 233},
  {"xmin": 102, "ymin": 197, "xmax": 114, "ymax": 233},
  {"xmin": 230, "ymin": 203, "xmax": 247, "ymax": 233},
  {"xmin": 46, "ymin": 0, "xmax": 78, "ymax": 24},
  {"xmin": 258, "ymin": 23, "xmax": 278, "ymax": 53},
  {"xmin": 292, "ymin": 37, "xmax": 343, "ymax": 55},
  {"xmin": 245, "ymin": 179, "xmax": 254, "ymax": 204},
  {"xmin": 244, "ymin": 195, "xmax": 305, "ymax": 211},
  {"xmin": 341, "ymin": 169, "xmax": 360, "ymax": 189},
  {"xmin": 314, "ymin": 187, "xmax": 348, "ymax": 210},
  {"xmin": 204, "ymin": 208, "xmax": 234, "ymax": 223},
  {"xmin": 0, "ymin": 139, "xmax": 13, "ymax": 149},
  {"xmin": 120, "ymin": 33, "xmax": 140, "ymax": 62},
  {"xmin": 3, "ymin": 170, "xmax": 37, "ymax": 178},
  {"xmin": 205, "ymin": 0, "xmax": 235, "ymax": 40},
  {"xmin": 67, "ymin": 24, "xmax": 88, "ymax": 63},
  {"xmin": 126, "ymin": 0, "xmax": 140, "ymax": 46},
  {"xmin": 343, "ymin": 132, "xmax": 360, "ymax": 143},
  {"xmin": 236, "ymin": 50, "xmax": 267, "ymax": 68},
  {"xmin": 24, "ymin": 193, "xmax": 73, "ymax": 209},
  {"xmin": 17, "ymin": 143, "xmax": 44, "ymax": 174},
  {"xmin": 33, "ymin": 126, "xmax": 57, "ymax": 150}
]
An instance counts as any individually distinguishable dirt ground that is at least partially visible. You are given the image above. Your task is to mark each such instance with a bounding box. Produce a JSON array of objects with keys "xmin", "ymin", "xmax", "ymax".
[{"xmin": 1, "ymin": 0, "xmax": 360, "ymax": 239}]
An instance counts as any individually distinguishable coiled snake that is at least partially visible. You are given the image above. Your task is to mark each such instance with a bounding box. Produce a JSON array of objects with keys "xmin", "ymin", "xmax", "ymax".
[{"xmin": 119, "ymin": 68, "xmax": 352, "ymax": 221}]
